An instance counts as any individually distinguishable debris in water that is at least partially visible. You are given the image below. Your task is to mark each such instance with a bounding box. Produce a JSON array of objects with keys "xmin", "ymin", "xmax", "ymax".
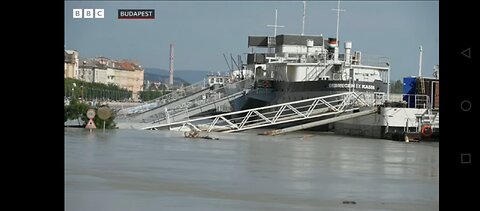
[
  {"xmin": 302, "ymin": 134, "xmax": 313, "ymax": 140},
  {"xmin": 184, "ymin": 131, "xmax": 219, "ymax": 140}
]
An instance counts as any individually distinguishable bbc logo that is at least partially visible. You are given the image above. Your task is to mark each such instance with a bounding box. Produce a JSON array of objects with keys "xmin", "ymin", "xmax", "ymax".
[{"xmin": 73, "ymin": 9, "xmax": 104, "ymax": 19}]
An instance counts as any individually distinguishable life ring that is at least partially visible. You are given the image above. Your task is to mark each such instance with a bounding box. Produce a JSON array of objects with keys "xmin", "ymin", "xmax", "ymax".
[{"xmin": 421, "ymin": 125, "xmax": 433, "ymax": 137}]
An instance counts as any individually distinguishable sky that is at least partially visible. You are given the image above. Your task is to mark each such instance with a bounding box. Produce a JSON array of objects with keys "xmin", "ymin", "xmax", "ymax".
[{"xmin": 65, "ymin": 1, "xmax": 439, "ymax": 81}]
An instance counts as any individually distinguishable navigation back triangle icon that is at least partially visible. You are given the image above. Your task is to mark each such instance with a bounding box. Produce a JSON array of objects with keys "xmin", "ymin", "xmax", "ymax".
[{"xmin": 86, "ymin": 119, "xmax": 96, "ymax": 129}]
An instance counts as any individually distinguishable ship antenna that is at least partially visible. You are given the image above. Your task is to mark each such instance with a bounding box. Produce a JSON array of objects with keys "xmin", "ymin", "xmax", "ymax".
[
  {"xmin": 332, "ymin": 0, "xmax": 346, "ymax": 43},
  {"xmin": 418, "ymin": 45, "xmax": 423, "ymax": 77},
  {"xmin": 302, "ymin": 1, "xmax": 306, "ymax": 35},
  {"xmin": 267, "ymin": 9, "xmax": 285, "ymax": 38},
  {"xmin": 267, "ymin": 9, "xmax": 285, "ymax": 54}
]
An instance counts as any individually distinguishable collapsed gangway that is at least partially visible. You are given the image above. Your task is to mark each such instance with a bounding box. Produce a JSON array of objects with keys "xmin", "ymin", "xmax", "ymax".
[
  {"xmin": 120, "ymin": 79, "xmax": 252, "ymax": 120},
  {"xmin": 151, "ymin": 90, "xmax": 247, "ymax": 124},
  {"xmin": 115, "ymin": 79, "xmax": 253, "ymax": 129},
  {"xmin": 118, "ymin": 80, "xmax": 209, "ymax": 116},
  {"xmin": 142, "ymin": 92, "xmax": 385, "ymax": 134}
]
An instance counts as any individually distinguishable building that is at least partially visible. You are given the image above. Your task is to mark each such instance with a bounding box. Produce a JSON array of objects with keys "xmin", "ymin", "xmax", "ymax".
[
  {"xmin": 78, "ymin": 57, "xmax": 144, "ymax": 100},
  {"xmin": 64, "ymin": 50, "xmax": 79, "ymax": 78}
]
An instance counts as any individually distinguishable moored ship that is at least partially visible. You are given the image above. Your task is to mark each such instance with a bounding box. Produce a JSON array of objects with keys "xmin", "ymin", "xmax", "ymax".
[{"xmin": 230, "ymin": 34, "xmax": 390, "ymax": 111}]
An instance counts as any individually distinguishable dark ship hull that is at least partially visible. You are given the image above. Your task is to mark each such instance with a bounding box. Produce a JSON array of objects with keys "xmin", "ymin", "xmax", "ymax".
[{"xmin": 232, "ymin": 79, "xmax": 388, "ymax": 111}]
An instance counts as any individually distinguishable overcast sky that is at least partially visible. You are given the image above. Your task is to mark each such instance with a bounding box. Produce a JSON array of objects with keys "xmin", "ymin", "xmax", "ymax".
[{"xmin": 65, "ymin": 1, "xmax": 439, "ymax": 81}]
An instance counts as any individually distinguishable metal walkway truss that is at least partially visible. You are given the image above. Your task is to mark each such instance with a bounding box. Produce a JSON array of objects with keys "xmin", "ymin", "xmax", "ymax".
[{"xmin": 143, "ymin": 92, "xmax": 383, "ymax": 133}]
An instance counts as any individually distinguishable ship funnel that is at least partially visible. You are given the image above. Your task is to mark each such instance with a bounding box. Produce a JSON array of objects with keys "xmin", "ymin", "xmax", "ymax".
[
  {"xmin": 327, "ymin": 38, "xmax": 339, "ymax": 62},
  {"xmin": 345, "ymin": 41, "xmax": 352, "ymax": 64},
  {"xmin": 328, "ymin": 38, "xmax": 337, "ymax": 47}
]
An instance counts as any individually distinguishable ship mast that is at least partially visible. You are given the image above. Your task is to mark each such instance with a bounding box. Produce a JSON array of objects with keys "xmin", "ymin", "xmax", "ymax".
[
  {"xmin": 267, "ymin": 9, "xmax": 284, "ymax": 54},
  {"xmin": 332, "ymin": 0, "xmax": 346, "ymax": 43},
  {"xmin": 302, "ymin": 1, "xmax": 306, "ymax": 36},
  {"xmin": 267, "ymin": 9, "xmax": 285, "ymax": 38}
]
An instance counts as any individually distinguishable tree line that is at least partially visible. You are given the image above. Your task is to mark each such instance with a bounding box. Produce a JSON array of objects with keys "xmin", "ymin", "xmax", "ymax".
[
  {"xmin": 390, "ymin": 80, "xmax": 403, "ymax": 94},
  {"xmin": 64, "ymin": 78, "xmax": 132, "ymax": 101}
]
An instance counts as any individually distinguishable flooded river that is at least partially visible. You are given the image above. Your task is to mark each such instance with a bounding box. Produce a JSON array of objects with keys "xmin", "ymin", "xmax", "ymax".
[{"xmin": 65, "ymin": 128, "xmax": 438, "ymax": 210}]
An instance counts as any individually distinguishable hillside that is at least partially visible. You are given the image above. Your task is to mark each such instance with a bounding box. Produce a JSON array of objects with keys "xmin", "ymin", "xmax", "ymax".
[
  {"xmin": 144, "ymin": 72, "xmax": 191, "ymax": 86},
  {"xmin": 144, "ymin": 68, "xmax": 211, "ymax": 84}
]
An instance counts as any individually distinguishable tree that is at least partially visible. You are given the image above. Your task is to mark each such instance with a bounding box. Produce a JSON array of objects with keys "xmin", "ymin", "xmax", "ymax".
[
  {"xmin": 390, "ymin": 80, "xmax": 403, "ymax": 94},
  {"xmin": 64, "ymin": 99, "xmax": 117, "ymax": 129},
  {"xmin": 139, "ymin": 90, "xmax": 162, "ymax": 101},
  {"xmin": 64, "ymin": 105, "xmax": 69, "ymax": 122},
  {"xmin": 65, "ymin": 98, "xmax": 89, "ymax": 122},
  {"xmin": 65, "ymin": 78, "xmax": 132, "ymax": 101}
]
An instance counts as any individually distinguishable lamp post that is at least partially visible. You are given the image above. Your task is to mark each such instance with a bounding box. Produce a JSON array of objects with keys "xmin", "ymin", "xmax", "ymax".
[
  {"xmin": 72, "ymin": 82, "xmax": 76, "ymax": 99},
  {"xmin": 82, "ymin": 60, "xmax": 86, "ymax": 81}
]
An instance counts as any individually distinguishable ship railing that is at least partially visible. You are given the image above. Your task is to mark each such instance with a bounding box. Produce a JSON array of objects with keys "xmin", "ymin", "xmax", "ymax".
[
  {"xmin": 431, "ymin": 112, "xmax": 440, "ymax": 129},
  {"xmin": 371, "ymin": 92, "xmax": 386, "ymax": 106},
  {"xmin": 354, "ymin": 92, "xmax": 386, "ymax": 107},
  {"xmin": 303, "ymin": 62, "xmax": 332, "ymax": 81},
  {"xmin": 402, "ymin": 94, "xmax": 430, "ymax": 109},
  {"xmin": 420, "ymin": 112, "xmax": 438, "ymax": 125}
]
